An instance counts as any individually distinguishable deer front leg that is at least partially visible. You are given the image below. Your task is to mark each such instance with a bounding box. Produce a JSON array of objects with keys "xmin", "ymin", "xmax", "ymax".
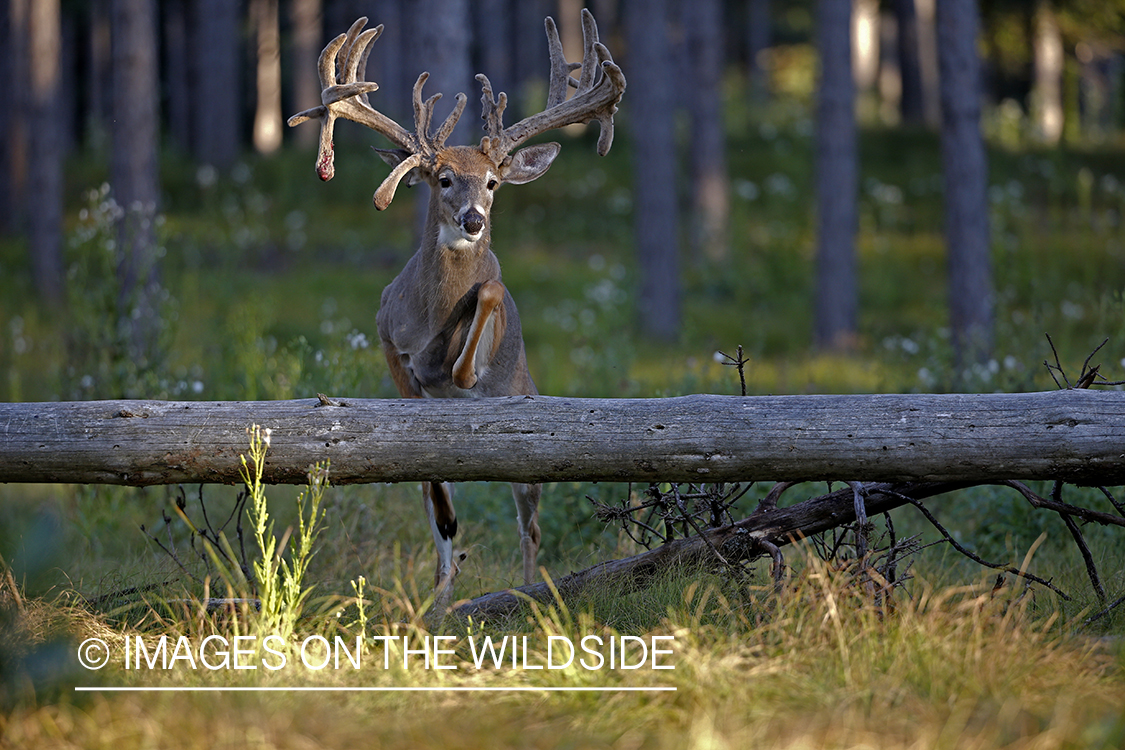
[{"xmin": 452, "ymin": 280, "xmax": 506, "ymax": 390}]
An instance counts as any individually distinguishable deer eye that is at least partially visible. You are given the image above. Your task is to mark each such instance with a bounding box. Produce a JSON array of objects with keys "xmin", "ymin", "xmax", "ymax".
[
  {"xmin": 439, "ymin": 176, "xmax": 452, "ymax": 188},
  {"xmin": 486, "ymin": 179, "xmax": 498, "ymax": 191}
]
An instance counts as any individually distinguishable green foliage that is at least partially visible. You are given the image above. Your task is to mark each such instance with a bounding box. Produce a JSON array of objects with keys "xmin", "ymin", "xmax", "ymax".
[
  {"xmin": 241, "ymin": 424, "xmax": 328, "ymax": 644},
  {"xmin": 63, "ymin": 184, "xmax": 179, "ymax": 400}
]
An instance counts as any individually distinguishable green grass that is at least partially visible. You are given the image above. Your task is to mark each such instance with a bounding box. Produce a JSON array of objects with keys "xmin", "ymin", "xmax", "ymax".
[{"xmin": 3, "ymin": 94, "xmax": 1125, "ymax": 747}]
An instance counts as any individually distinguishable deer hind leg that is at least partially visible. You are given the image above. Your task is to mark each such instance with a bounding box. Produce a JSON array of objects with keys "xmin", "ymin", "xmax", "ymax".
[
  {"xmin": 452, "ymin": 280, "xmax": 506, "ymax": 390},
  {"xmin": 423, "ymin": 481, "xmax": 459, "ymax": 606},
  {"xmin": 511, "ymin": 482, "xmax": 542, "ymax": 585}
]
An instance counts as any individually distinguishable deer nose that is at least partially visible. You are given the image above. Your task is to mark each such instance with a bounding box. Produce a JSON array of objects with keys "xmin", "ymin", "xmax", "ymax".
[{"xmin": 461, "ymin": 211, "xmax": 485, "ymax": 236}]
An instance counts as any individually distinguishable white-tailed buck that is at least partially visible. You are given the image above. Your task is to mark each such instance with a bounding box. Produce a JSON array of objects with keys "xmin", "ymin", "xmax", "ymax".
[{"xmin": 288, "ymin": 10, "xmax": 624, "ymax": 610}]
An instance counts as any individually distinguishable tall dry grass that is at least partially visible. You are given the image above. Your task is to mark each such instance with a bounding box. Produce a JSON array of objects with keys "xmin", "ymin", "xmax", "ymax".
[{"xmin": 3, "ymin": 546, "xmax": 1122, "ymax": 749}]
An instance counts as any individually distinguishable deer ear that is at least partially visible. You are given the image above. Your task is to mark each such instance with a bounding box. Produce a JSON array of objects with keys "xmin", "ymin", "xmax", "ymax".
[
  {"xmin": 375, "ymin": 148, "xmax": 424, "ymax": 187},
  {"xmin": 501, "ymin": 143, "xmax": 561, "ymax": 185}
]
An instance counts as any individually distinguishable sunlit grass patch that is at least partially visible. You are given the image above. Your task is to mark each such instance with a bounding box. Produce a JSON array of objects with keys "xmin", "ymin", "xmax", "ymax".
[{"xmin": 4, "ymin": 547, "xmax": 1123, "ymax": 749}]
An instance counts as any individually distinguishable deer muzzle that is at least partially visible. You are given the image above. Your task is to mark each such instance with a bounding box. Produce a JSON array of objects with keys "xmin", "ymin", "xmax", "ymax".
[{"xmin": 461, "ymin": 211, "xmax": 485, "ymax": 237}]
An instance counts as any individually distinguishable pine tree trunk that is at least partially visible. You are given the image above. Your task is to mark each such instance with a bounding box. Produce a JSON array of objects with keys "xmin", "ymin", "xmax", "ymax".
[
  {"xmin": 627, "ymin": 0, "xmax": 680, "ymax": 341},
  {"xmin": 937, "ymin": 0, "xmax": 993, "ymax": 368},
  {"xmin": 163, "ymin": 0, "xmax": 192, "ymax": 154},
  {"xmin": 251, "ymin": 0, "xmax": 282, "ymax": 154},
  {"xmin": 27, "ymin": 0, "xmax": 64, "ymax": 302},
  {"xmin": 289, "ymin": 0, "xmax": 322, "ymax": 148},
  {"xmin": 684, "ymin": 0, "xmax": 730, "ymax": 263},
  {"xmin": 895, "ymin": 0, "xmax": 925, "ymax": 125},
  {"xmin": 193, "ymin": 0, "xmax": 241, "ymax": 168},
  {"xmin": 814, "ymin": 0, "xmax": 858, "ymax": 351},
  {"xmin": 2, "ymin": 0, "xmax": 30, "ymax": 235},
  {"xmin": 110, "ymin": 0, "xmax": 161, "ymax": 360},
  {"xmin": 746, "ymin": 0, "xmax": 771, "ymax": 100},
  {"xmin": 413, "ymin": 0, "xmax": 472, "ymax": 147},
  {"xmin": 915, "ymin": 0, "xmax": 941, "ymax": 128},
  {"xmin": 473, "ymin": 0, "xmax": 515, "ymax": 118},
  {"xmin": 1032, "ymin": 0, "xmax": 1063, "ymax": 144},
  {"xmin": 513, "ymin": 0, "xmax": 550, "ymax": 119}
]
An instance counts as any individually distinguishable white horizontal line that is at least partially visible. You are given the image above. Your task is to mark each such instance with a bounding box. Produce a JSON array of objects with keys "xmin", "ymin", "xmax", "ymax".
[{"xmin": 76, "ymin": 685, "xmax": 676, "ymax": 693}]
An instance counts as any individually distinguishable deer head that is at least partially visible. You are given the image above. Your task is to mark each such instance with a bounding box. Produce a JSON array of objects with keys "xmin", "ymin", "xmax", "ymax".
[{"xmin": 286, "ymin": 10, "xmax": 624, "ymax": 209}]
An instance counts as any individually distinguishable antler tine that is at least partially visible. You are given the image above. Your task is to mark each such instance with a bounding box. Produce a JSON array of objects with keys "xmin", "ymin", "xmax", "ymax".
[
  {"xmin": 369, "ymin": 71, "xmax": 468, "ymax": 211},
  {"xmin": 338, "ymin": 17, "xmax": 372, "ymax": 83},
  {"xmin": 432, "ymin": 92, "xmax": 468, "ymax": 147},
  {"xmin": 477, "ymin": 73, "xmax": 507, "ymax": 147},
  {"xmin": 575, "ymin": 9, "xmax": 601, "ymax": 94},
  {"xmin": 544, "ymin": 17, "xmax": 582, "ymax": 109},
  {"xmin": 324, "ymin": 28, "xmax": 383, "ymax": 105},
  {"xmin": 287, "ymin": 17, "xmax": 415, "ymax": 181},
  {"xmin": 286, "ymin": 31, "xmax": 349, "ymax": 127},
  {"xmin": 343, "ymin": 22, "xmax": 381, "ymax": 106},
  {"xmin": 411, "ymin": 73, "xmax": 440, "ymax": 146},
  {"xmin": 495, "ymin": 8, "xmax": 625, "ymax": 159},
  {"xmin": 405, "ymin": 72, "xmax": 467, "ymax": 151}
]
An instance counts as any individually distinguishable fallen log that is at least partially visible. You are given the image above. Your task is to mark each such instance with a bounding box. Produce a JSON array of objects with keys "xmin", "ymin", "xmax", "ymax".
[
  {"xmin": 455, "ymin": 477, "xmax": 1125, "ymax": 618},
  {"xmin": 1, "ymin": 390, "xmax": 1123, "ymax": 486},
  {"xmin": 453, "ymin": 480, "xmax": 969, "ymax": 619}
]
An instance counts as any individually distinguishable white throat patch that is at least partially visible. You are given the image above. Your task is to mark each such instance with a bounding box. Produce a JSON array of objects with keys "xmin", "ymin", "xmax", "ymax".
[{"xmin": 438, "ymin": 222, "xmax": 480, "ymax": 250}]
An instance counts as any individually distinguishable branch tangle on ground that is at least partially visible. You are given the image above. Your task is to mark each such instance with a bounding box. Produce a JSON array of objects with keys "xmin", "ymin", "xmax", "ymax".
[{"xmin": 459, "ymin": 476, "xmax": 1125, "ymax": 620}]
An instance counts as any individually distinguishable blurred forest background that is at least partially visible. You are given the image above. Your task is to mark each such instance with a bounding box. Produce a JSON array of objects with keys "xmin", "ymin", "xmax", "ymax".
[{"xmin": 2, "ymin": 0, "xmax": 1125, "ymax": 403}]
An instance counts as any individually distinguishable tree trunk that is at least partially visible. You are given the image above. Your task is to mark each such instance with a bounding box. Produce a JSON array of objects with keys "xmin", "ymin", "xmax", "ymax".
[
  {"xmin": 473, "ymin": 0, "xmax": 515, "ymax": 128},
  {"xmin": 27, "ymin": 0, "xmax": 64, "ymax": 302},
  {"xmin": 251, "ymin": 0, "xmax": 282, "ymax": 154},
  {"xmin": 88, "ymin": 0, "xmax": 113, "ymax": 142},
  {"xmin": 0, "ymin": 1, "xmax": 8, "ymax": 232},
  {"xmin": 110, "ymin": 0, "xmax": 161, "ymax": 360},
  {"xmin": 894, "ymin": 0, "xmax": 925, "ymax": 125},
  {"xmin": 937, "ymin": 0, "xmax": 993, "ymax": 368},
  {"xmin": 1032, "ymin": 0, "xmax": 1063, "ymax": 144},
  {"xmin": 289, "ymin": 0, "xmax": 322, "ymax": 148},
  {"xmin": 163, "ymin": 0, "xmax": 192, "ymax": 154},
  {"xmin": 511, "ymin": 0, "xmax": 550, "ymax": 119},
  {"xmin": 413, "ymin": 0, "xmax": 472, "ymax": 147},
  {"xmin": 193, "ymin": 0, "xmax": 241, "ymax": 168},
  {"xmin": 405, "ymin": 0, "xmax": 472, "ymax": 243},
  {"xmin": 746, "ymin": 0, "xmax": 771, "ymax": 101},
  {"xmin": 853, "ymin": 0, "xmax": 880, "ymax": 101},
  {"xmin": 557, "ymin": 0, "xmax": 584, "ymax": 76},
  {"xmin": 914, "ymin": 0, "xmax": 941, "ymax": 128},
  {"xmin": 683, "ymin": 0, "xmax": 730, "ymax": 263},
  {"xmin": 814, "ymin": 0, "xmax": 858, "ymax": 352},
  {"xmin": 627, "ymin": 0, "xmax": 680, "ymax": 341},
  {"xmin": 1, "ymin": 0, "xmax": 29, "ymax": 235},
  {"xmin": 362, "ymin": 0, "xmax": 407, "ymax": 129},
  {"xmin": 1, "ymin": 391, "xmax": 1122, "ymax": 487}
]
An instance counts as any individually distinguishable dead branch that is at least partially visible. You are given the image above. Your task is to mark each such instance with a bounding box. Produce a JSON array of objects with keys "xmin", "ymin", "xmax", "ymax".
[
  {"xmin": 753, "ymin": 481, "xmax": 798, "ymax": 515},
  {"xmin": 1098, "ymin": 486, "xmax": 1125, "ymax": 517},
  {"xmin": 1051, "ymin": 480, "xmax": 1107, "ymax": 603},
  {"xmin": 454, "ymin": 481, "xmax": 974, "ymax": 620},
  {"xmin": 1085, "ymin": 593, "xmax": 1125, "ymax": 626},
  {"xmin": 1001, "ymin": 480, "xmax": 1125, "ymax": 529},
  {"xmin": 895, "ymin": 492, "xmax": 1071, "ymax": 599}
]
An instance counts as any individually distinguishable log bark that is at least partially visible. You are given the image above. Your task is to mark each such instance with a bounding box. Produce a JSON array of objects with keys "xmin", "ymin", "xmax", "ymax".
[{"xmin": 0, "ymin": 391, "xmax": 1123, "ymax": 487}]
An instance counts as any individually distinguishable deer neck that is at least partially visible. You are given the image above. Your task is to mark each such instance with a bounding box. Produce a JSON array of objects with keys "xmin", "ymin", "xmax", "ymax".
[{"xmin": 418, "ymin": 208, "xmax": 501, "ymax": 326}]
